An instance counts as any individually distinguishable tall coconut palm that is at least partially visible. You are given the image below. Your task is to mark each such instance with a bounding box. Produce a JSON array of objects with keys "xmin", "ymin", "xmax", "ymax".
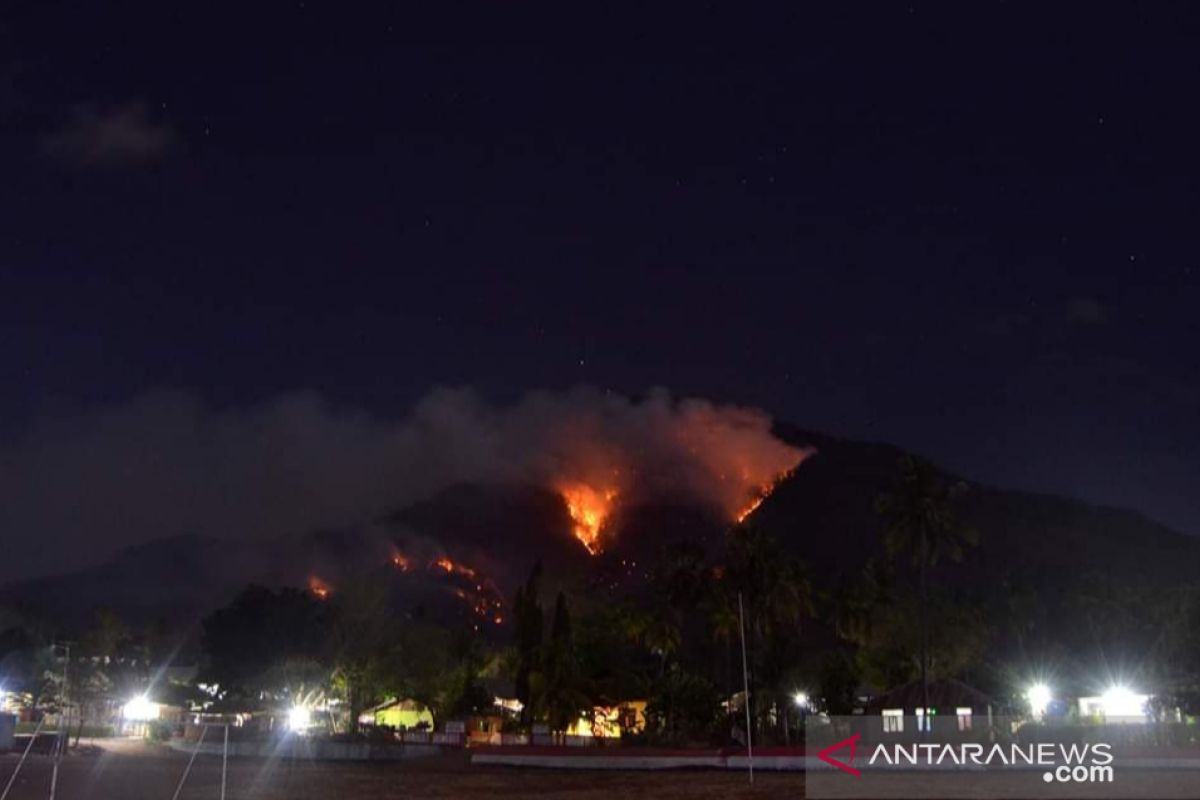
[
  {"xmin": 876, "ymin": 455, "xmax": 977, "ymax": 728},
  {"xmin": 723, "ymin": 526, "xmax": 813, "ymax": 740}
]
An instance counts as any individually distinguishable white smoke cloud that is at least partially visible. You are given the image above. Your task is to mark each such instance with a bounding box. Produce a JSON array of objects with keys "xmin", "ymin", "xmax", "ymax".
[{"xmin": 0, "ymin": 387, "xmax": 806, "ymax": 582}]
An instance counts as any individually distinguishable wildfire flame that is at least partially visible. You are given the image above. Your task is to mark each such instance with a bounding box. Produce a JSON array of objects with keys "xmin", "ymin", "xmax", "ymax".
[
  {"xmin": 559, "ymin": 483, "xmax": 618, "ymax": 555},
  {"xmin": 308, "ymin": 576, "xmax": 332, "ymax": 600},
  {"xmin": 734, "ymin": 468, "xmax": 796, "ymax": 523},
  {"xmin": 432, "ymin": 556, "xmax": 476, "ymax": 579},
  {"xmin": 390, "ymin": 547, "xmax": 504, "ymax": 624},
  {"xmin": 735, "ymin": 494, "xmax": 767, "ymax": 523}
]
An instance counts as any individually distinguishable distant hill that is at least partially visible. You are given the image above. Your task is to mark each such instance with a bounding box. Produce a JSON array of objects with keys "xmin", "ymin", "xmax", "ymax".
[
  {"xmin": 2, "ymin": 425, "xmax": 1196, "ymax": 633},
  {"xmin": 764, "ymin": 424, "xmax": 1200, "ymax": 590}
]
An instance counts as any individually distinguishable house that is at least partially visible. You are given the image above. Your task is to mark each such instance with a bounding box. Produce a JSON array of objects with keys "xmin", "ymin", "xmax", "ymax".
[
  {"xmin": 865, "ymin": 678, "xmax": 999, "ymax": 735},
  {"xmin": 363, "ymin": 698, "xmax": 433, "ymax": 731},
  {"xmin": 564, "ymin": 701, "xmax": 648, "ymax": 739}
]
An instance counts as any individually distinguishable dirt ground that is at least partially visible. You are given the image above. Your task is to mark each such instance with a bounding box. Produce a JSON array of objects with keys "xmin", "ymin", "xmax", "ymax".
[{"xmin": 0, "ymin": 738, "xmax": 803, "ymax": 799}]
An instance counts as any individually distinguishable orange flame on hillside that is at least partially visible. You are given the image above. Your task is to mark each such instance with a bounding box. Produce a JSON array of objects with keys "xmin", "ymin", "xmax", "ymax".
[
  {"xmin": 734, "ymin": 468, "xmax": 796, "ymax": 523},
  {"xmin": 432, "ymin": 556, "xmax": 477, "ymax": 579},
  {"xmin": 308, "ymin": 576, "xmax": 332, "ymax": 600},
  {"xmin": 735, "ymin": 496, "xmax": 766, "ymax": 523},
  {"xmin": 559, "ymin": 483, "xmax": 619, "ymax": 555},
  {"xmin": 389, "ymin": 547, "xmax": 504, "ymax": 624}
]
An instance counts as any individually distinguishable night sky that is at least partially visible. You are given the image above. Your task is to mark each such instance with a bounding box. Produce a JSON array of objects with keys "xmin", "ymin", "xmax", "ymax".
[{"xmin": 3, "ymin": 4, "xmax": 1199, "ymax": 579}]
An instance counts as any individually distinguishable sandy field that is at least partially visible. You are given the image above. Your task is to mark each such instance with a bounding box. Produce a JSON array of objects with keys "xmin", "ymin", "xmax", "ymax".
[{"xmin": 0, "ymin": 739, "xmax": 803, "ymax": 799}]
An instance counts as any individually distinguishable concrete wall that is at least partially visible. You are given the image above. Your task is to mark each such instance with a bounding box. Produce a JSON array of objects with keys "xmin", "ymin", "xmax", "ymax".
[
  {"xmin": 469, "ymin": 746, "xmax": 808, "ymax": 771},
  {"xmin": 0, "ymin": 714, "xmax": 15, "ymax": 751},
  {"xmin": 168, "ymin": 735, "xmax": 443, "ymax": 761}
]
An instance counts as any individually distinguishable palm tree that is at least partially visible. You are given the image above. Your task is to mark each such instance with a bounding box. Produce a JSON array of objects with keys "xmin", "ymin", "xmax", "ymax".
[
  {"xmin": 533, "ymin": 592, "xmax": 591, "ymax": 733},
  {"xmin": 876, "ymin": 455, "xmax": 976, "ymax": 728},
  {"xmin": 654, "ymin": 540, "xmax": 710, "ymax": 619},
  {"xmin": 723, "ymin": 527, "xmax": 813, "ymax": 741},
  {"xmin": 512, "ymin": 562, "xmax": 544, "ymax": 726},
  {"xmin": 725, "ymin": 527, "xmax": 813, "ymax": 646}
]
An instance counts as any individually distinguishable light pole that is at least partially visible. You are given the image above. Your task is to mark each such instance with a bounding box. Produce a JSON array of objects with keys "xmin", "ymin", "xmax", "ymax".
[
  {"xmin": 737, "ymin": 592, "xmax": 753, "ymax": 785},
  {"xmin": 48, "ymin": 642, "xmax": 71, "ymax": 800}
]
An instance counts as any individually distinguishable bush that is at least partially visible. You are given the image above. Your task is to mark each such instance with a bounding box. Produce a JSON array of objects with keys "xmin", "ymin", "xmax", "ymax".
[{"xmin": 645, "ymin": 670, "xmax": 721, "ymax": 745}]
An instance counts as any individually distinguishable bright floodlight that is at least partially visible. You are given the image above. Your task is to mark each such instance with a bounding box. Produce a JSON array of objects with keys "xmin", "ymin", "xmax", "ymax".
[
  {"xmin": 793, "ymin": 692, "xmax": 810, "ymax": 708},
  {"xmin": 122, "ymin": 695, "xmax": 159, "ymax": 722},
  {"xmin": 1026, "ymin": 683, "xmax": 1052, "ymax": 716},
  {"xmin": 287, "ymin": 705, "xmax": 312, "ymax": 732},
  {"xmin": 1101, "ymin": 685, "xmax": 1146, "ymax": 717}
]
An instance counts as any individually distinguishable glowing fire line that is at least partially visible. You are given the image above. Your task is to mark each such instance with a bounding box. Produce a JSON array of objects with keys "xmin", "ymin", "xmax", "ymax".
[
  {"xmin": 308, "ymin": 576, "xmax": 332, "ymax": 599},
  {"xmin": 733, "ymin": 468, "xmax": 796, "ymax": 523},
  {"xmin": 559, "ymin": 483, "xmax": 618, "ymax": 555},
  {"xmin": 389, "ymin": 548, "xmax": 505, "ymax": 624}
]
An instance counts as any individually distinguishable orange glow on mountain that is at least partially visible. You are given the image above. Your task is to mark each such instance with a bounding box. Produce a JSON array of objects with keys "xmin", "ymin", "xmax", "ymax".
[
  {"xmin": 734, "ymin": 495, "xmax": 765, "ymax": 523},
  {"xmin": 733, "ymin": 468, "xmax": 796, "ymax": 523},
  {"xmin": 559, "ymin": 483, "xmax": 618, "ymax": 555},
  {"xmin": 432, "ymin": 556, "xmax": 477, "ymax": 579},
  {"xmin": 392, "ymin": 549, "xmax": 503, "ymax": 622},
  {"xmin": 308, "ymin": 576, "xmax": 332, "ymax": 600}
]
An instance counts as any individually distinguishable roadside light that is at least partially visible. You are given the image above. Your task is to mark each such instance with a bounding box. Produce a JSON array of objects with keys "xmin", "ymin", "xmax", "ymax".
[
  {"xmin": 1100, "ymin": 685, "xmax": 1146, "ymax": 717},
  {"xmin": 122, "ymin": 695, "xmax": 160, "ymax": 722},
  {"xmin": 793, "ymin": 692, "xmax": 809, "ymax": 709},
  {"xmin": 1025, "ymin": 683, "xmax": 1052, "ymax": 716},
  {"xmin": 287, "ymin": 705, "xmax": 312, "ymax": 732}
]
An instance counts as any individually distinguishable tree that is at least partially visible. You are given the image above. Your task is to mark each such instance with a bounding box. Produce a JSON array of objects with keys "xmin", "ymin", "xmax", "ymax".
[
  {"xmin": 622, "ymin": 606, "xmax": 681, "ymax": 678},
  {"xmin": 853, "ymin": 593, "xmax": 988, "ymax": 689},
  {"xmin": 573, "ymin": 603, "xmax": 653, "ymax": 708},
  {"xmin": 325, "ymin": 577, "xmax": 398, "ymax": 734},
  {"xmin": 81, "ymin": 609, "xmax": 131, "ymax": 660},
  {"xmin": 815, "ymin": 650, "xmax": 860, "ymax": 715},
  {"xmin": 511, "ymin": 562, "xmax": 544, "ymax": 727},
  {"xmin": 200, "ymin": 585, "xmax": 327, "ymax": 703},
  {"xmin": 645, "ymin": 668, "xmax": 721, "ymax": 744},
  {"xmin": 721, "ymin": 527, "xmax": 814, "ymax": 742},
  {"xmin": 386, "ymin": 621, "xmax": 457, "ymax": 726},
  {"xmin": 531, "ymin": 592, "xmax": 589, "ymax": 732},
  {"xmin": 653, "ymin": 540, "xmax": 710, "ymax": 626},
  {"xmin": 876, "ymin": 454, "xmax": 977, "ymax": 722},
  {"xmin": 74, "ymin": 609, "xmax": 140, "ymax": 744}
]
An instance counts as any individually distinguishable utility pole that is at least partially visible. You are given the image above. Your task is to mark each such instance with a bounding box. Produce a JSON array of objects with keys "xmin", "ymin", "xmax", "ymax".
[
  {"xmin": 737, "ymin": 592, "xmax": 754, "ymax": 785},
  {"xmin": 221, "ymin": 724, "xmax": 229, "ymax": 800},
  {"xmin": 48, "ymin": 642, "xmax": 71, "ymax": 800},
  {"xmin": 919, "ymin": 527, "xmax": 930, "ymax": 736}
]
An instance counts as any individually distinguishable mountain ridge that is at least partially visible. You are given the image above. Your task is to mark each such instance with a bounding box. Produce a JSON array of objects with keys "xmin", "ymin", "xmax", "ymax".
[{"xmin": 3, "ymin": 425, "xmax": 1196, "ymax": 627}]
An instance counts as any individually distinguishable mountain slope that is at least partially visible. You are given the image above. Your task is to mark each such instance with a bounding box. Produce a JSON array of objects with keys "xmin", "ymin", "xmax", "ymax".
[{"xmin": 2, "ymin": 426, "xmax": 1196, "ymax": 629}]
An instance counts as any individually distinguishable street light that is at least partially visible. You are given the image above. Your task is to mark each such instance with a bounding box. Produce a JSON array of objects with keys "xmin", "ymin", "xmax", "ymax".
[
  {"xmin": 122, "ymin": 695, "xmax": 160, "ymax": 722},
  {"xmin": 793, "ymin": 691, "xmax": 810, "ymax": 709},
  {"xmin": 287, "ymin": 705, "xmax": 311, "ymax": 732},
  {"xmin": 1100, "ymin": 685, "xmax": 1146, "ymax": 717},
  {"xmin": 1025, "ymin": 683, "xmax": 1052, "ymax": 717}
]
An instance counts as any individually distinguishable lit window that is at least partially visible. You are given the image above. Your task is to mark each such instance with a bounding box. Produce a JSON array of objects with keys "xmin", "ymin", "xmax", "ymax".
[
  {"xmin": 882, "ymin": 708, "xmax": 903, "ymax": 733},
  {"xmin": 915, "ymin": 707, "xmax": 932, "ymax": 732},
  {"xmin": 956, "ymin": 707, "xmax": 972, "ymax": 731}
]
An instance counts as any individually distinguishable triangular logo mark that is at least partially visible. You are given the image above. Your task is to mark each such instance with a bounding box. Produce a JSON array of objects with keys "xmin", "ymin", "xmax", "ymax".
[{"xmin": 817, "ymin": 733, "xmax": 861, "ymax": 777}]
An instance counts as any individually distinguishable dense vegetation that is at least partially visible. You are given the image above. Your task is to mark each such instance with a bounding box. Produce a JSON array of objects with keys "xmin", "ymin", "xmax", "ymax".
[{"xmin": 3, "ymin": 455, "xmax": 1199, "ymax": 745}]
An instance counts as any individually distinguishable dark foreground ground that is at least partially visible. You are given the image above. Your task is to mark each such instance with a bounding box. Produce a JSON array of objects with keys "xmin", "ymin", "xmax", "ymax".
[{"xmin": 0, "ymin": 739, "xmax": 802, "ymax": 799}]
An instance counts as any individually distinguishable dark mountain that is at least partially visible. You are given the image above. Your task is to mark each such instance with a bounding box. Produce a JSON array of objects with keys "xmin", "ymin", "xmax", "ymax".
[
  {"xmin": 765, "ymin": 424, "xmax": 1200, "ymax": 590},
  {"xmin": 2, "ymin": 426, "xmax": 1196, "ymax": 634}
]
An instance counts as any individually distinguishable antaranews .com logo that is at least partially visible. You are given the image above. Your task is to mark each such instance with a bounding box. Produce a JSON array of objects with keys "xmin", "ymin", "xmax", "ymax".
[
  {"xmin": 802, "ymin": 716, "xmax": 1190, "ymax": 799},
  {"xmin": 818, "ymin": 734, "xmax": 1114, "ymax": 784}
]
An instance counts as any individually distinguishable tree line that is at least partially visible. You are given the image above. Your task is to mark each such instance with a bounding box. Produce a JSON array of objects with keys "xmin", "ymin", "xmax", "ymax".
[{"xmin": 3, "ymin": 455, "xmax": 1200, "ymax": 744}]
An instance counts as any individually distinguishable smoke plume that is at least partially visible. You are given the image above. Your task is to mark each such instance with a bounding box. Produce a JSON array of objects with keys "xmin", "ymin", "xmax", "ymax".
[{"xmin": 0, "ymin": 386, "xmax": 807, "ymax": 581}]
